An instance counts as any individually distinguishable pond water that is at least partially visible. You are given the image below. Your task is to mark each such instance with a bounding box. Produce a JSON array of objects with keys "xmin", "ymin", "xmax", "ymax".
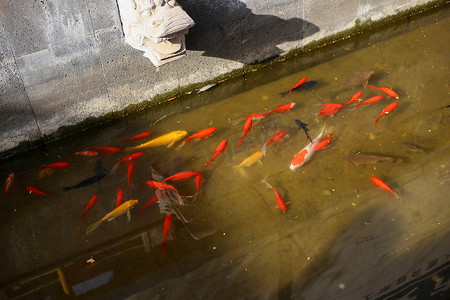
[{"xmin": 1, "ymin": 6, "xmax": 449, "ymax": 300}]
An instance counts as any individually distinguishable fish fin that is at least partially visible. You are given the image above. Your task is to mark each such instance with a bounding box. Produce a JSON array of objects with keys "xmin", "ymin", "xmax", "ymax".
[
  {"xmin": 175, "ymin": 141, "xmax": 185, "ymax": 150},
  {"xmin": 110, "ymin": 162, "xmax": 120, "ymax": 175},
  {"xmin": 257, "ymin": 160, "xmax": 263, "ymax": 166},
  {"xmin": 85, "ymin": 219, "xmax": 104, "ymax": 236},
  {"xmin": 261, "ymin": 143, "xmax": 267, "ymax": 157},
  {"xmin": 126, "ymin": 210, "xmax": 131, "ymax": 222},
  {"xmin": 167, "ymin": 141, "xmax": 175, "ymax": 148}
]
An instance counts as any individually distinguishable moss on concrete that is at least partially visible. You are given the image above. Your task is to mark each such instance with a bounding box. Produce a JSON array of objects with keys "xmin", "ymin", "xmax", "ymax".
[{"xmin": 0, "ymin": 0, "xmax": 447, "ymax": 160}]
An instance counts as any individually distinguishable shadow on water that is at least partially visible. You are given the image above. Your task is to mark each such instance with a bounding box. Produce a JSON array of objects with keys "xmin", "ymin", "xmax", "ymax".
[{"xmin": 178, "ymin": 0, "xmax": 320, "ymax": 64}]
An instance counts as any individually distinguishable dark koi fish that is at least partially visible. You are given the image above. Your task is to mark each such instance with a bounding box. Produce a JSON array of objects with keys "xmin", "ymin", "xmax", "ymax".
[
  {"xmin": 335, "ymin": 71, "xmax": 374, "ymax": 92},
  {"xmin": 62, "ymin": 173, "xmax": 105, "ymax": 191},
  {"xmin": 295, "ymin": 119, "xmax": 313, "ymax": 143}
]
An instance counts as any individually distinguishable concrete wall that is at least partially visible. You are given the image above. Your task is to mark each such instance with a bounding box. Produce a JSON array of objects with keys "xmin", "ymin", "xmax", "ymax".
[{"xmin": 0, "ymin": 0, "xmax": 432, "ymax": 153}]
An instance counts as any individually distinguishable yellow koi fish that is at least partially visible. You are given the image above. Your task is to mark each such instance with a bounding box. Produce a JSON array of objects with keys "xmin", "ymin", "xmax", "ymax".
[
  {"xmin": 56, "ymin": 267, "xmax": 71, "ymax": 295},
  {"xmin": 86, "ymin": 199, "xmax": 138, "ymax": 235},
  {"xmin": 233, "ymin": 151, "xmax": 264, "ymax": 169},
  {"xmin": 124, "ymin": 131, "xmax": 187, "ymax": 152}
]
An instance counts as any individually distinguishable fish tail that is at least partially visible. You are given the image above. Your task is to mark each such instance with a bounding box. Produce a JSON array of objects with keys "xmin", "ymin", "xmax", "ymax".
[
  {"xmin": 261, "ymin": 143, "xmax": 267, "ymax": 157},
  {"xmin": 160, "ymin": 240, "xmax": 168, "ymax": 254},
  {"xmin": 61, "ymin": 186, "xmax": 74, "ymax": 191},
  {"xmin": 110, "ymin": 162, "xmax": 120, "ymax": 175},
  {"xmin": 375, "ymin": 116, "xmax": 381, "ymax": 127},
  {"xmin": 261, "ymin": 177, "xmax": 272, "ymax": 189},
  {"xmin": 237, "ymin": 137, "xmax": 244, "ymax": 149},
  {"xmin": 175, "ymin": 141, "xmax": 185, "ymax": 151},
  {"xmin": 85, "ymin": 219, "xmax": 104, "ymax": 236}
]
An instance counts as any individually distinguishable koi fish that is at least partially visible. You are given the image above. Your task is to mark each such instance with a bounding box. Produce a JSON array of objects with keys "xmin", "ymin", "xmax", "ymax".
[
  {"xmin": 163, "ymin": 171, "xmax": 199, "ymax": 183},
  {"xmin": 116, "ymin": 188, "xmax": 124, "ymax": 208},
  {"xmin": 56, "ymin": 267, "xmax": 71, "ymax": 295},
  {"xmin": 334, "ymin": 71, "xmax": 374, "ymax": 92},
  {"xmin": 177, "ymin": 127, "xmax": 216, "ymax": 149},
  {"xmin": 37, "ymin": 168, "xmax": 55, "ymax": 180},
  {"xmin": 110, "ymin": 152, "xmax": 143, "ymax": 174},
  {"xmin": 343, "ymin": 91, "xmax": 363, "ymax": 107},
  {"xmin": 234, "ymin": 151, "xmax": 264, "ymax": 169},
  {"xmin": 195, "ymin": 172, "xmax": 202, "ymax": 192},
  {"xmin": 26, "ymin": 186, "xmax": 50, "ymax": 197},
  {"xmin": 267, "ymin": 103, "xmax": 296, "ymax": 115},
  {"xmin": 5, "ymin": 173, "xmax": 14, "ymax": 198},
  {"xmin": 246, "ymin": 113, "xmax": 269, "ymax": 121},
  {"xmin": 81, "ymin": 194, "xmax": 98, "ymax": 219},
  {"xmin": 89, "ymin": 146, "xmax": 122, "ymax": 154},
  {"xmin": 138, "ymin": 194, "xmax": 160, "ymax": 216},
  {"xmin": 290, "ymin": 128, "xmax": 324, "ymax": 170},
  {"xmin": 261, "ymin": 178, "xmax": 286, "ymax": 212},
  {"xmin": 237, "ymin": 117, "xmax": 252, "ymax": 148},
  {"xmin": 41, "ymin": 162, "xmax": 71, "ymax": 170},
  {"xmin": 145, "ymin": 180, "xmax": 179, "ymax": 195},
  {"xmin": 261, "ymin": 131, "xmax": 287, "ymax": 156},
  {"xmin": 160, "ymin": 214, "xmax": 173, "ymax": 254},
  {"xmin": 344, "ymin": 152, "xmax": 397, "ymax": 165},
  {"xmin": 370, "ymin": 176, "xmax": 398, "ymax": 198},
  {"xmin": 127, "ymin": 162, "xmax": 134, "ymax": 190},
  {"xmin": 295, "ymin": 119, "xmax": 313, "ymax": 143},
  {"xmin": 62, "ymin": 173, "xmax": 105, "ymax": 191},
  {"xmin": 321, "ymin": 103, "xmax": 344, "ymax": 108},
  {"xmin": 280, "ymin": 76, "xmax": 307, "ymax": 96},
  {"xmin": 85, "ymin": 199, "xmax": 139, "ymax": 235},
  {"xmin": 364, "ymin": 84, "xmax": 399, "ymax": 99},
  {"xmin": 123, "ymin": 131, "xmax": 151, "ymax": 143},
  {"xmin": 375, "ymin": 102, "xmax": 398, "ymax": 127},
  {"xmin": 205, "ymin": 139, "xmax": 227, "ymax": 166},
  {"xmin": 313, "ymin": 133, "xmax": 333, "ymax": 151},
  {"xmin": 124, "ymin": 130, "xmax": 187, "ymax": 152},
  {"xmin": 73, "ymin": 151, "xmax": 98, "ymax": 157},
  {"xmin": 356, "ymin": 95, "xmax": 384, "ymax": 108},
  {"xmin": 317, "ymin": 105, "xmax": 343, "ymax": 117}
]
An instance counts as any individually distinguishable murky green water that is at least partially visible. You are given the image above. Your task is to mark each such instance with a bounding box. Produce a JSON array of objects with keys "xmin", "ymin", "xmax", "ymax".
[{"xmin": 1, "ymin": 7, "xmax": 449, "ymax": 300}]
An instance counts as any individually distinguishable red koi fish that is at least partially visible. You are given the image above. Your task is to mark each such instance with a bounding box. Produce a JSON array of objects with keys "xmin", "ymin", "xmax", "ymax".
[
  {"xmin": 290, "ymin": 128, "xmax": 324, "ymax": 170},
  {"xmin": 89, "ymin": 146, "xmax": 122, "ymax": 154},
  {"xmin": 261, "ymin": 131, "xmax": 287, "ymax": 156},
  {"xmin": 313, "ymin": 133, "xmax": 333, "ymax": 151},
  {"xmin": 195, "ymin": 172, "xmax": 202, "ymax": 192},
  {"xmin": 364, "ymin": 84, "xmax": 399, "ymax": 99},
  {"xmin": 146, "ymin": 181, "xmax": 179, "ymax": 195},
  {"xmin": 111, "ymin": 152, "xmax": 144, "ymax": 174},
  {"xmin": 81, "ymin": 194, "xmax": 98, "ymax": 219},
  {"xmin": 370, "ymin": 176, "xmax": 398, "ymax": 198},
  {"xmin": 5, "ymin": 173, "xmax": 14, "ymax": 198},
  {"xmin": 127, "ymin": 162, "xmax": 134, "ymax": 190},
  {"xmin": 163, "ymin": 171, "xmax": 199, "ymax": 183},
  {"xmin": 205, "ymin": 139, "xmax": 227, "ymax": 166},
  {"xmin": 25, "ymin": 186, "xmax": 50, "ymax": 197},
  {"xmin": 138, "ymin": 194, "xmax": 160, "ymax": 216},
  {"xmin": 317, "ymin": 105, "xmax": 343, "ymax": 118},
  {"xmin": 237, "ymin": 117, "xmax": 252, "ymax": 148},
  {"xmin": 178, "ymin": 127, "xmax": 217, "ymax": 149},
  {"xmin": 262, "ymin": 178, "xmax": 286, "ymax": 212},
  {"xmin": 267, "ymin": 103, "xmax": 296, "ymax": 115},
  {"xmin": 160, "ymin": 214, "xmax": 173, "ymax": 254},
  {"xmin": 343, "ymin": 91, "xmax": 362, "ymax": 107},
  {"xmin": 356, "ymin": 95, "xmax": 384, "ymax": 108},
  {"xmin": 116, "ymin": 188, "xmax": 124, "ymax": 208},
  {"xmin": 41, "ymin": 162, "xmax": 71, "ymax": 170},
  {"xmin": 73, "ymin": 151, "xmax": 98, "ymax": 157},
  {"xmin": 123, "ymin": 131, "xmax": 151, "ymax": 144},
  {"xmin": 375, "ymin": 102, "xmax": 398, "ymax": 127},
  {"xmin": 281, "ymin": 77, "xmax": 307, "ymax": 95}
]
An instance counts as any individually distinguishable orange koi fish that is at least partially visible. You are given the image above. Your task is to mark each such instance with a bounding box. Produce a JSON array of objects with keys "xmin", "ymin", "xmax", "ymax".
[
  {"xmin": 89, "ymin": 146, "xmax": 122, "ymax": 154},
  {"xmin": 116, "ymin": 188, "xmax": 124, "ymax": 208},
  {"xmin": 281, "ymin": 77, "xmax": 307, "ymax": 96},
  {"xmin": 138, "ymin": 193, "xmax": 160, "ymax": 216},
  {"xmin": 364, "ymin": 84, "xmax": 399, "ymax": 99},
  {"xmin": 163, "ymin": 171, "xmax": 199, "ymax": 183},
  {"xmin": 370, "ymin": 176, "xmax": 398, "ymax": 198},
  {"xmin": 262, "ymin": 178, "xmax": 286, "ymax": 212},
  {"xmin": 343, "ymin": 91, "xmax": 363, "ymax": 107},
  {"xmin": 146, "ymin": 181, "xmax": 179, "ymax": 195},
  {"xmin": 123, "ymin": 131, "xmax": 152, "ymax": 144},
  {"xmin": 261, "ymin": 131, "xmax": 287, "ymax": 156},
  {"xmin": 246, "ymin": 113, "xmax": 269, "ymax": 121},
  {"xmin": 237, "ymin": 117, "xmax": 252, "ymax": 148},
  {"xmin": 25, "ymin": 186, "xmax": 50, "ymax": 197},
  {"xmin": 160, "ymin": 214, "xmax": 173, "ymax": 253},
  {"xmin": 41, "ymin": 162, "xmax": 71, "ymax": 170},
  {"xmin": 375, "ymin": 102, "xmax": 398, "ymax": 127},
  {"xmin": 127, "ymin": 162, "xmax": 134, "ymax": 190},
  {"xmin": 111, "ymin": 152, "xmax": 144, "ymax": 174},
  {"xmin": 317, "ymin": 105, "xmax": 343, "ymax": 117},
  {"xmin": 73, "ymin": 151, "xmax": 98, "ymax": 157},
  {"xmin": 86, "ymin": 199, "xmax": 138, "ymax": 235},
  {"xmin": 195, "ymin": 172, "xmax": 202, "ymax": 192},
  {"xmin": 81, "ymin": 194, "xmax": 98, "ymax": 219},
  {"xmin": 313, "ymin": 133, "xmax": 333, "ymax": 151},
  {"xmin": 267, "ymin": 103, "xmax": 296, "ymax": 115},
  {"xmin": 5, "ymin": 173, "xmax": 14, "ymax": 198},
  {"xmin": 177, "ymin": 127, "xmax": 217, "ymax": 149},
  {"xmin": 290, "ymin": 128, "xmax": 324, "ymax": 170},
  {"xmin": 205, "ymin": 139, "xmax": 227, "ymax": 166},
  {"xmin": 356, "ymin": 95, "xmax": 384, "ymax": 108}
]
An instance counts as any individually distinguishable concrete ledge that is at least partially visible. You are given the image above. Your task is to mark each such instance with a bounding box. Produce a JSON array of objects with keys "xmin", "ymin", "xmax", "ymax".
[{"xmin": 0, "ymin": 0, "xmax": 446, "ymax": 158}]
